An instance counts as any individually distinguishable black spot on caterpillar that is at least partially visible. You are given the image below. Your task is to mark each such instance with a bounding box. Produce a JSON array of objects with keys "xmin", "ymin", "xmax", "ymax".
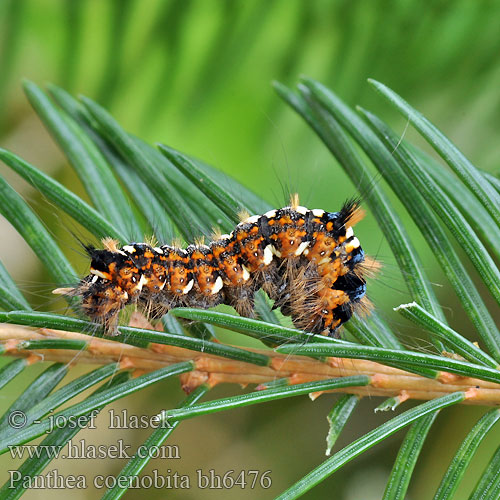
[{"xmin": 54, "ymin": 195, "xmax": 374, "ymax": 337}]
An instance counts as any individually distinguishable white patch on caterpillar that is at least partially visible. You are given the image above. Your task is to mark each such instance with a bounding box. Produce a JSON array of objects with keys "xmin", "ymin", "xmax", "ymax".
[
  {"xmin": 264, "ymin": 209, "xmax": 277, "ymax": 218},
  {"xmin": 312, "ymin": 209, "xmax": 325, "ymax": 217},
  {"xmin": 137, "ymin": 274, "xmax": 148, "ymax": 292},
  {"xmin": 269, "ymin": 245, "xmax": 281, "ymax": 258},
  {"xmin": 212, "ymin": 276, "xmax": 224, "ymax": 294},
  {"xmin": 271, "ymin": 246, "xmax": 282, "ymax": 258},
  {"xmin": 244, "ymin": 215, "xmax": 260, "ymax": 224},
  {"xmin": 345, "ymin": 237, "xmax": 360, "ymax": 252},
  {"xmin": 183, "ymin": 279, "xmax": 194, "ymax": 294},
  {"xmin": 123, "ymin": 245, "xmax": 136, "ymax": 253},
  {"xmin": 219, "ymin": 234, "xmax": 231, "ymax": 240},
  {"xmin": 242, "ymin": 265, "xmax": 250, "ymax": 281},
  {"xmin": 345, "ymin": 226, "xmax": 353, "ymax": 239},
  {"xmin": 154, "ymin": 247, "xmax": 164, "ymax": 254},
  {"xmin": 295, "ymin": 205, "xmax": 308, "ymax": 215},
  {"xmin": 194, "ymin": 244, "xmax": 210, "ymax": 251},
  {"xmin": 263, "ymin": 245, "xmax": 274, "ymax": 265},
  {"xmin": 90, "ymin": 269, "xmax": 109, "ymax": 280},
  {"xmin": 294, "ymin": 241, "xmax": 310, "ymax": 256}
]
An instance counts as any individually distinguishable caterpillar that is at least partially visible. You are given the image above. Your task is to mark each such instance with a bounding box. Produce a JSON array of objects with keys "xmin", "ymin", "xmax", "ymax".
[{"xmin": 53, "ymin": 195, "xmax": 371, "ymax": 337}]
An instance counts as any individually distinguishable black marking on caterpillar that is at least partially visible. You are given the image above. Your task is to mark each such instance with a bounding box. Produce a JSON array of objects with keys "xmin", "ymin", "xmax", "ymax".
[{"xmin": 54, "ymin": 196, "xmax": 373, "ymax": 337}]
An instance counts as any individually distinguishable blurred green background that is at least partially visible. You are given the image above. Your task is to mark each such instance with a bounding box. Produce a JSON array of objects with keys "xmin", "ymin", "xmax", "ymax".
[{"xmin": 1, "ymin": 1, "xmax": 499, "ymax": 498}]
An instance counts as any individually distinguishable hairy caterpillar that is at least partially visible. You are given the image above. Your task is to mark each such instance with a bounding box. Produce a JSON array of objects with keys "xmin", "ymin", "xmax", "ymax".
[{"xmin": 54, "ymin": 195, "xmax": 371, "ymax": 337}]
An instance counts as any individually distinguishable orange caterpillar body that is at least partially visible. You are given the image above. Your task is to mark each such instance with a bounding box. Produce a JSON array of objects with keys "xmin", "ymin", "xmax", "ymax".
[{"xmin": 55, "ymin": 198, "xmax": 369, "ymax": 336}]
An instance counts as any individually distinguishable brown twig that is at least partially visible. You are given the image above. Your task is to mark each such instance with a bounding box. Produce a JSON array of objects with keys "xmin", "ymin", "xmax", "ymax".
[{"xmin": 1, "ymin": 324, "xmax": 499, "ymax": 406}]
